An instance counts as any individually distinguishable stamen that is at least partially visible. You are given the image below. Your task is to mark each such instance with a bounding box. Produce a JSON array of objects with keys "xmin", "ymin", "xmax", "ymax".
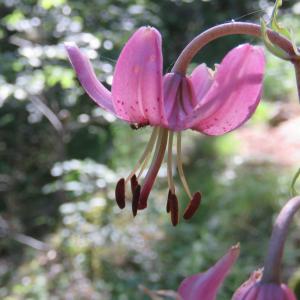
[
  {"xmin": 115, "ymin": 178, "xmax": 125, "ymax": 209},
  {"xmin": 167, "ymin": 131, "xmax": 175, "ymax": 194},
  {"xmin": 166, "ymin": 189, "xmax": 172, "ymax": 213},
  {"xmin": 139, "ymin": 128, "xmax": 169, "ymax": 210},
  {"xmin": 176, "ymin": 132, "xmax": 193, "ymax": 199},
  {"xmin": 130, "ymin": 174, "xmax": 138, "ymax": 194},
  {"xmin": 132, "ymin": 184, "xmax": 141, "ymax": 217},
  {"xmin": 183, "ymin": 192, "xmax": 202, "ymax": 220},
  {"xmin": 169, "ymin": 192, "xmax": 179, "ymax": 226},
  {"xmin": 125, "ymin": 127, "xmax": 158, "ymax": 184},
  {"xmin": 137, "ymin": 151, "xmax": 151, "ymax": 180}
]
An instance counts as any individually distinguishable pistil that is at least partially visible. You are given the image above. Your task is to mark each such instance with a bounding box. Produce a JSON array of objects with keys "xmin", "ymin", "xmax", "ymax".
[
  {"xmin": 138, "ymin": 127, "xmax": 169, "ymax": 209},
  {"xmin": 167, "ymin": 131, "xmax": 175, "ymax": 194}
]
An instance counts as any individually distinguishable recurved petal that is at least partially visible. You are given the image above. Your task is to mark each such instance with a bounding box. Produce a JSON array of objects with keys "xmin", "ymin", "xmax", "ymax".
[
  {"xmin": 189, "ymin": 63, "xmax": 213, "ymax": 102},
  {"xmin": 184, "ymin": 44, "xmax": 265, "ymax": 136},
  {"xmin": 178, "ymin": 244, "xmax": 240, "ymax": 300},
  {"xmin": 112, "ymin": 27, "xmax": 165, "ymax": 125},
  {"xmin": 65, "ymin": 42, "xmax": 114, "ymax": 113}
]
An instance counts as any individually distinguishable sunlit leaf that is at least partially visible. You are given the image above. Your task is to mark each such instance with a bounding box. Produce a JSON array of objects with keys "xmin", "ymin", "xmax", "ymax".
[
  {"xmin": 269, "ymin": 0, "xmax": 300, "ymax": 56},
  {"xmin": 260, "ymin": 18, "xmax": 289, "ymax": 60},
  {"xmin": 3, "ymin": 10, "xmax": 25, "ymax": 26},
  {"xmin": 290, "ymin": 168, "xmax": 300, "ymax": 196},
  {"xmin": 39, "ymin": 0, "xmax": 66, "ymax": 10},
  {"xmin": 45, "ymin": 66, "xmax": 75, "ymax": 89}
]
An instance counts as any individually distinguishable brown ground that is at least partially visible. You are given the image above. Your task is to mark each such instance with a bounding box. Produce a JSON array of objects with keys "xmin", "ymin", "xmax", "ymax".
[{"xmin": 237, "ymin": 102, "xmax": 300, "ymax": 167}]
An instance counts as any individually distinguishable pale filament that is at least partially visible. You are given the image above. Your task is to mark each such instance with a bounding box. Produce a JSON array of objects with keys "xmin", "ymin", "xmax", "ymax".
[
  {"xmin": 176, "ymin": 132, "xmax": 193, "ymax": 199},
  {"xmin": 125, "ymin": 126, "xmax": 159, "ymax": 184}
]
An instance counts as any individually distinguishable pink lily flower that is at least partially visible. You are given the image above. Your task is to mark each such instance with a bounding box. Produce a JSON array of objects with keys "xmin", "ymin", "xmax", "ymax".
[
  {"xmin": 177, "ymin": 244, "xmax": 240, "ymax": 300},
  {"xmin": 232, "ymin": 270, "xmax": 297, "ymax": 300},
  {"xmin": 65, "ymin": 27, "xmax": 265, "ymax": 225}
]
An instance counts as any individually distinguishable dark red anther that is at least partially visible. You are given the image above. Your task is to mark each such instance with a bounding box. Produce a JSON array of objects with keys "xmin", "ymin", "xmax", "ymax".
[
  {"xmin": 166, "ymin": 190, "xmax": 172, "ymax": 213},
  {"xmin": 115, "ymin": 178, "xmax": 125, "ymax": 209},
  {"xmin": 183, "ymin": 192, "xmax": 202, "ymax": 220},
  {"xmin": 130, "ymin": 174, "xmax": 138, "ymax": 195},
  {"xmin": 132, "ymin": 184, "xmax": 141, "ymax": 217},
  {"xmin": 169, "ymin": 192, "xmax": 179, "ymax": 226}
]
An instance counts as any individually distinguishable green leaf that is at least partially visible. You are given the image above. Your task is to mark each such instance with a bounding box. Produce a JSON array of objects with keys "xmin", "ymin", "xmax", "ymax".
[
  {"xmin": 39, "ymin": 0, "xmax": 66, "ymax": 10},
  {"xmin": 3, "ymin": 10, "xmax": 25, "ymax": 26},
  {"xmin": 290, "ymin": 168, "xmax": 300, "ymax": 197},
  {"xmin": 271, "ymin": 0, "xmax": 290, "ymax": 38},
  {"xmin": 270, "ymin": 0, "xmax": 300, "ymax": 56},
  {"xmin": 45, "ymin": 66, "xmax": 75, "ymax": 89},
  {"xmin": 260, "ymin": 18, "xmax": 290, "ymax": 60}
]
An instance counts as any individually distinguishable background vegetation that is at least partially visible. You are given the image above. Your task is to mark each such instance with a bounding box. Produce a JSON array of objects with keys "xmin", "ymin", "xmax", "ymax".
[{"xmin": 1, "ymin": 0, "xmax": 300, "ymax": 299}]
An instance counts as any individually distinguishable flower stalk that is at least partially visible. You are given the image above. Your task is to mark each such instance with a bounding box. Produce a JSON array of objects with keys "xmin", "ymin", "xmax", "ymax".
[
  {"xmin": 293, "ymin": 60, "xmax": 300, "ymax": 102},
  {"xmin": 172, "ymin": 22, "xmax": 299, "ymax": 75},
  {"xmin": 262, "ymin": 196, "xmax": 300, "ymax": 283}
]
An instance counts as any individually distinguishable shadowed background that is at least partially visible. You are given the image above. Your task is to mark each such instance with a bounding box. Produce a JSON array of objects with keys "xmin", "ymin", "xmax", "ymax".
[{"xmin": 1, "ymin": 0, "xmax": 300, "ymax": 299}]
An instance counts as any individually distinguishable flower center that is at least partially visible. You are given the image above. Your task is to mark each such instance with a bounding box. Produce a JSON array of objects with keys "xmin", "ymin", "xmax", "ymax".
[{"xmin": 115, "ymin": 126, "xmax": 202, "ymax": 225}]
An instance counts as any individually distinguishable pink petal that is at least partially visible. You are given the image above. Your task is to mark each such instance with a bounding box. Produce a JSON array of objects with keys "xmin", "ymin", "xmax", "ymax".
[
  {"xmin": 240, "ymin": 286, "xmax": 260, "ymax": 299},
  {"xmin": 178, "ymin": 244, "xmax": 240, "ymax": 300},
  {"xmin": 232, "ymin": 270, "xmax": 262, "ymax": 300},
  {"xmin": 232, "ymin": 281, "xmax": 296, "ymax": 300},
  {"xmin": 163, "ymin": 73, "xmax": 197, "ymax": 130},
  {"xmin": 65, "ymin": 42, "xmax": 115, "ymax": 113},
  {"xmin": 189, "ymin": 63, "xmax": 213, "ymax": 102},
  {"xmin": 112, "ymin": 27, "xmax": 165, "ymax": 125},
  {"xmin": 184, "ymin": 44, "xmax": 265, "ymax": 135},
  {"xmin": 281, "ymin": 284, "xmax": 297, "ymax": 300},
  {"xmin": 163, "ymin": 73, "xmax": 182, "ymax": 124},
  {"xmin": 257, "ymin": 285, "xmax": 286, "ymax": 300}
]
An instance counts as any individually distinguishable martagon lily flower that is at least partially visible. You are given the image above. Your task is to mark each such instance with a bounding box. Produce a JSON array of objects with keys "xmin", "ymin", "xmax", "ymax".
[{"xmin": 65, "ymin": 26, "xmax": 265, "ymax": 225}]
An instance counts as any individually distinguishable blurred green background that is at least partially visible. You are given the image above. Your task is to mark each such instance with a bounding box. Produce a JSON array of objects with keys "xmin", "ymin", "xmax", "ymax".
[{"xmin": 1, "ymin": 0, "xmax": 300, "ymax": 299}]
